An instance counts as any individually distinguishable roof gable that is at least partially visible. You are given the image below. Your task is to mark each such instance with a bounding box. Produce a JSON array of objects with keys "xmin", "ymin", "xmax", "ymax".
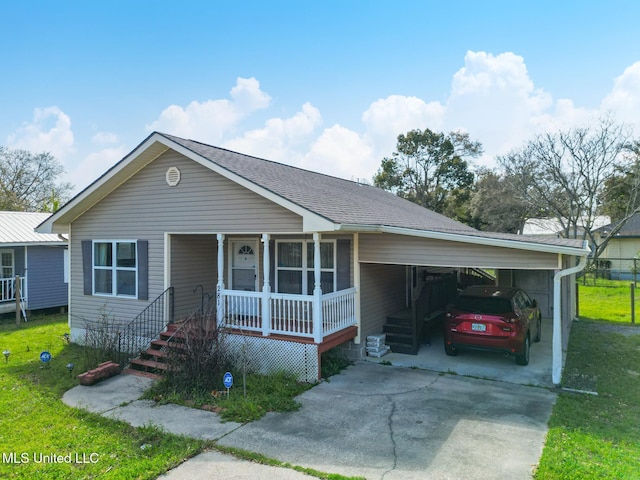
[{"xmin": 162, "ymin": 133, "xmax": 475, "ymax": 235}]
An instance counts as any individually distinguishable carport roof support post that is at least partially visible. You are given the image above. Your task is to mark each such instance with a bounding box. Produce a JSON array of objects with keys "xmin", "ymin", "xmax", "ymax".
[{"xmin": 552, "ymin": 252, "xmax": 589, "ymax": 385}]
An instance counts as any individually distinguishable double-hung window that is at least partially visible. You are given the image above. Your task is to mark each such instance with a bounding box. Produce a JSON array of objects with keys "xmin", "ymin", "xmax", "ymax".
[
  {"xmin": 276, "ymin": 240, "xmax": 335, "ymax": 294},
  {"xmin": 0, "ymin": 250, "xmax": 14, "ymax": 279},
  {"xmin": 93, "ymin": 241, "xmax": 137, "ymax": 297}
]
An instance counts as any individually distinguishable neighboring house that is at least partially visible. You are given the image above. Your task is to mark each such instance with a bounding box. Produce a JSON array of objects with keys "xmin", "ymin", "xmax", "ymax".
[
  {"xmin": 595, "ymin": 213, "xmax": 640, "ymax": 279},
  {"xmin": 520, "ymin": 216, "xmax": 611, "ymax": 238},
  {"xmin": 0, "ymin": 211, "xmax": 68, "ymax": 316},
  {"xmin": 37, "ymin": 132, "xmax": 590, "ymax": 384}
]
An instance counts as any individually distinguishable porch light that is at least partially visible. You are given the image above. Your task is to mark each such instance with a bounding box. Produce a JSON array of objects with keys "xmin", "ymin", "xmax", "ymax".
[
  {"xmin": 3, "ymin": 350, "xmax": 9, "ymax": 363},
  {"xmin": 66, "ymin": 362, "xmax": 75, "ymax": 376}
]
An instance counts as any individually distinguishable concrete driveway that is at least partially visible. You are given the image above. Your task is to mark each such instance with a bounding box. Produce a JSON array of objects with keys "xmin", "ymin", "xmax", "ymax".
[
  {"xmin": 217, "ymin": 362, "xmax": 556, "ymax": 479},
  {"xmin": 64, "ymin": 350, "xmax": 557, "ymax": 479}
]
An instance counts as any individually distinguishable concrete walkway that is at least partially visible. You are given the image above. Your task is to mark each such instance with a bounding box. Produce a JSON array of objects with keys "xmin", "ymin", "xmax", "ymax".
[{"xmin": 63, "ymin": 363, "xmax": 556, "ymax": 479}]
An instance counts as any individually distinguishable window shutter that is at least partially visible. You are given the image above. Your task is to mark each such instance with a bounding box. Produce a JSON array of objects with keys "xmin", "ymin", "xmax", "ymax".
[
  {"xmin": 138, "ymin": 240, "xmax": 148, "ymax": 300},
  {"xmin": 337, "ymin": 239, "xmax": 351, "ymax": 290},
  {"xmin": 82, "ymin": 240, "xmax": 92, "ymax": 295}
]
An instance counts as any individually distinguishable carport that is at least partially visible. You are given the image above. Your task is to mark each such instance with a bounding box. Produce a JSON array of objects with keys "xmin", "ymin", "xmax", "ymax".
[{"xmin": 352, "ymin": 227, "xmax": 590, "ymax": 385}]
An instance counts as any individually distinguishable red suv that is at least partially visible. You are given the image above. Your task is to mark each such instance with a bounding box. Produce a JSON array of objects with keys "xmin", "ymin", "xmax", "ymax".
[{"xmin": 443, "ymin": 285, "xmax": 541, "ymax": 365}]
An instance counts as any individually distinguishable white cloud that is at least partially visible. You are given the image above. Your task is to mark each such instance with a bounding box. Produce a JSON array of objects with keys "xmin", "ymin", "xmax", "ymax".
[
  {"xmin": 362, "ymin": 95, "xmax": 445, "ymax": 155},
  {"xmin": 7, "ymin": 106, "xmax": 75, "ymax": 159},
  {"xmin": 223, "ymin": 102, "xmax": 322, "ymax": 161},
  {"xmin": 146, "ymin": 77, "xmax": 272, "ymax": 142},
  {"xmin": 303, "ymin": 125, "xmax": 374, "ymax": 180},
  {"xmin": 601, "ymin": 61, "xmax": 640, "ymax": 128},
  {"xmin": 66, "ymin": 146, "xmax": 128, "ymax": 192},
  {"xmin": 444, "ymin": 51, "xmax": 561, "ymax": 164},
  {"xmin": 19, "ymin": 52, "xmax": 640, "ymax": 198}
]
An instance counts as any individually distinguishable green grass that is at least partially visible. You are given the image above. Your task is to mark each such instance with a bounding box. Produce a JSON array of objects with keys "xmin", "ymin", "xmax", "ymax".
[
  {"xmin": 0, "ymin": 313, "xmax": 362, "ymax": 480},
  {"xmin": 578, "ymin": 279, "xmax": 640, "ymax": 323},
  {"xmin": 145, "ymin": 371, "xmax": 312, "ymax": 423},
  {"xmin": 0, "ymin": 314, "xmax": 208, "ymax": 479},
  {"xmin": 536, "ymin": 282, "xmax": 640, "ymax": 479}
]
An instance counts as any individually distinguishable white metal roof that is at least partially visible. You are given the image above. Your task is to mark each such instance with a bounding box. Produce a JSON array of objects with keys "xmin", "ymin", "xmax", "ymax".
[{"xmin": 0, "ymin": 211, "xmax": 66, "ymax": 245}]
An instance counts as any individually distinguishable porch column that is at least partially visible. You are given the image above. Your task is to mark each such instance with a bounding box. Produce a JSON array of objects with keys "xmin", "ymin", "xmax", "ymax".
[
  {"xmin": 261, "ymin": 233, "xmax": 271, "ymax": 336},
  {"xmin": 312, "ymin": 232, "xmax": 323, "ymax": 343},
  {"xmin": 216, "ymin": 234, "xmax": 225, "ymax": 327}
]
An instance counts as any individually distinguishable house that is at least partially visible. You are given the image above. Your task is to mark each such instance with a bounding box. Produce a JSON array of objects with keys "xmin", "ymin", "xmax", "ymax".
[
  {"xmin": 37, "ymin": 132, "xmax": 590, "ymax": 384},
  {"xmin": 520, "ymin": 216, "xmax": 611, "ymax": 238},
  {"xmin": 0, "ymin": 211, "xmax": 68, "ymax": 316},
  {"xmin": 595, "ymin": 213, "xmax": 640, "ymax": 279}
]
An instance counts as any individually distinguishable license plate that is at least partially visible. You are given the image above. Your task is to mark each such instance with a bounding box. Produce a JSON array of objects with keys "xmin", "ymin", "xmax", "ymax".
[{"xmin": 471, "ymin": 323, "xmax": 486, "ymax": 332}]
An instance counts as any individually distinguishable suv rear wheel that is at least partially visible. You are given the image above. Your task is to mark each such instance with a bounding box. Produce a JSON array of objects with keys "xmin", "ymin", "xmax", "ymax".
[
  {"xmin": 444, "ymin": 342, "xmax": 458, "ymax": 356},
  {"xmin": 515, "ymin": 335, "xmax": 530, "ymax": 366}
]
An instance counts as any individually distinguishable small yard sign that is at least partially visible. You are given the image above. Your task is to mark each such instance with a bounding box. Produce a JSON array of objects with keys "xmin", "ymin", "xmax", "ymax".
[
  {"xmin": 223, "ymin": 372, "xmax": 233, "ymax": 389},
  {"xmin": 40, "ymin": 351, "xmax": 52, "ymax": 363}
]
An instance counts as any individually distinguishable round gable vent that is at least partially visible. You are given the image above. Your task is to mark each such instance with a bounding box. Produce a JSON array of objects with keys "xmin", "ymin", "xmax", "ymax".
[{"xmin": 166, "ymin": 167, "xmax": 181, "ymax": 187}]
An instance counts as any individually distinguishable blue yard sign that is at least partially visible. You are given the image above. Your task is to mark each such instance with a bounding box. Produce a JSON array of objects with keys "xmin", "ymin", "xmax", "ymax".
[
  {"xmin": 40, "ymin": 351, "xmax": 52, "ymax": 363},
  {"xmin": 223, "ymin": 372, "xmax": 233, "ymax": 389}
]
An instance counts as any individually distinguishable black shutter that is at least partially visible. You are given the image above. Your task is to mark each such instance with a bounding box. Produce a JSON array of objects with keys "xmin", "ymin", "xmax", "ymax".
[
  {"xmin": 138, "ymin": 240, "xmax": 148, "ymax": 300},
  {"xmin": 336, "ymin": 239, "xmax": 351, "ymax": 290},
  {"xmin": 82, "ymin": 240, "xmax": 92, "ymax": 295}
]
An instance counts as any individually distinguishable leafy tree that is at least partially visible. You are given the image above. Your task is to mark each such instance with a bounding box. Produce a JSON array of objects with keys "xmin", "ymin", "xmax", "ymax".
[
  {"xmin": 469, "ymin": 169, "xmax": 531, "ymax": 233},
  {"xmin": 373, "ymin": 129, "xmax": 481, "ymax": 221},
  {"xmin": 0, "ymin": 147, "xmax": 73, "ymax": 212},
  {"xmin": 601, "ymin": 141, "xmax": 640, "ymax": 221},
  {"xmin": 498, "ymin": 115, "xmax": 634, "ymax": 258}
]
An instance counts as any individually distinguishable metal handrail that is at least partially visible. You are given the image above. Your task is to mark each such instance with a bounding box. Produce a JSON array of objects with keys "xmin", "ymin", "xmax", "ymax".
[
  {"xmin": 116, "ymin": 287, "xmax": 174, "ymax": 367},
  {"xmin": 160, "ymin": 291, "xmax": 216, "ymax": 353}
]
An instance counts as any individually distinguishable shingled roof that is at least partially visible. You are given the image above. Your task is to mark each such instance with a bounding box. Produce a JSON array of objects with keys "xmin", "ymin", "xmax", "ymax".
[
  {"xmin": 160, "ymin": 134, "xmax": 588, "ymax": 250},
  {"xmin": 37, "ymin": 132, "xmax": 588, "ymax": 254},
  {"xmin": 161, "ymin": 133, "xmax": 475, "ymax": 235}
]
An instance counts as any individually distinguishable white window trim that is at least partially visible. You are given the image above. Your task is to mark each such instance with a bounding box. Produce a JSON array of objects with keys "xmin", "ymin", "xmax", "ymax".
[
  {"xmin": 63, "ymin": 248, "xmax": 69, "ymax": 284},
  {"xmin": 275, "ymin": 239, "xmax": 336, "ymax": 294},
  {"xmin": 92, "ymin": 240, "xmax": 138, "ymax": 298},
  {"xmin": 0, "ymin": 249, "xmax": 15, "ymax": 279}
]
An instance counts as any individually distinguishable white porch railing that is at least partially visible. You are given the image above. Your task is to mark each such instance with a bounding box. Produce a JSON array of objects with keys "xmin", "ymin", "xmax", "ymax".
[
  {"xmin": 322, "ymin": 287, "xmax": 357, "ymax": 336},
  {"xmin": 221, "ymin": 290, "xmax": 262, "ymax": 331},
  {"xmin": 0, "ymin": 278, "xmax": 14, "ymax": 302},
  {"xmin": 270, "ymin": 293, "xmax": 314, "ymax": 337},
  {"xmin": 219, "ymin": 287, "xmax": 356, "ymax": 341}
]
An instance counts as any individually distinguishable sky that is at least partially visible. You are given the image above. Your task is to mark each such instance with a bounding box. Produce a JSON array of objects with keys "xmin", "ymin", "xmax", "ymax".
[{"xmin": 1, "ymin": 1, "xmax": 640, "ymax": 195}]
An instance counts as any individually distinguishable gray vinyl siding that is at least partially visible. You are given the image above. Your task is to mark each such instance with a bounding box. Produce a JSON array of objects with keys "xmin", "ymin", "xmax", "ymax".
[
  {"xmin": 70, "ymin": 150, "xmax": 303, "ymax": 329},
  {"xmin": 170, "ymin": 235, "xmax": 217, "ymax": 319},
  {"xmin": 26, "ymin": 245, "xmax": 68, "ymax": 310},
  {"xmin": 359, "ymin": 233, "xmax": 560, "ymax": 270},
  {"xmin": 359, "ymin": 263, "xmax": 406, "ymax": 339}
]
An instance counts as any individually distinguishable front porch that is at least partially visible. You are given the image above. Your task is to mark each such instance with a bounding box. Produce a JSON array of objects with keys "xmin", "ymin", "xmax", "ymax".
[
  {"xmin": 219, "ymin": 287, "xmax": 358, "ymax": 343},
  {"xmin": 124, "ymin": 286, "xmax": 358, "ymax": 383},
  {"xmin": 0, "ymin": 277, "xmax": 26, "ymax": 315}
]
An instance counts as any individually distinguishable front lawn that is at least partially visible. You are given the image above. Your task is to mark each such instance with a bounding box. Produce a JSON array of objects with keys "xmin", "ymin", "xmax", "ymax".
[
  {"xmin": 0, "ymin": 314, "xmax": 206, "ymax": 479},
  {"xmin": 536, "ymin": 282, "xmax": 640, "ymax": 479}
]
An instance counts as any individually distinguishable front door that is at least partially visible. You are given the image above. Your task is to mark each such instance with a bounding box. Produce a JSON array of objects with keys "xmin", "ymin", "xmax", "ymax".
[{"xmin": 231, "ymin": 241, "xmax": 258, "ymax": 292}]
